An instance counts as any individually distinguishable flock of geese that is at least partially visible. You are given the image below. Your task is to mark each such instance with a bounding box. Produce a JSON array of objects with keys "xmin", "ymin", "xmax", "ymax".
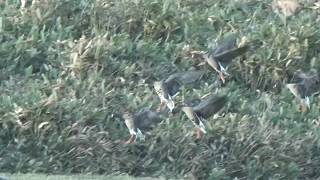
[{"xmin": 121, "ymin": 33, "xmax": 319, "ymax": 144}]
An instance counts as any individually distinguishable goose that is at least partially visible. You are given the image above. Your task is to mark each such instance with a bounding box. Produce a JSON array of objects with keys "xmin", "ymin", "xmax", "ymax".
[
  {"xmin": 182, "ymin": 95, "xmax": 227, "ymax": 139},
  {"xmin": 286, "ymin": 69, "xmax": 319, "ymax": 112},
  {"xmin": 122, "ymin": 110, "xmax": 163, "ymax": 144},
  {"xmin": 203, "ymin": 34, "xmax": 249, "ymax": 83},
  {"xmin": 154, "ymin": 70, "xmax": 205, "ymax": 112}
]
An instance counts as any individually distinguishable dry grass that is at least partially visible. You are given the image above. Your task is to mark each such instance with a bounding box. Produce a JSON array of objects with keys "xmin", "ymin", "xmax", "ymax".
[{"xmin": 0, "ymin": 0, "xmax": 320, "ymax": 179}]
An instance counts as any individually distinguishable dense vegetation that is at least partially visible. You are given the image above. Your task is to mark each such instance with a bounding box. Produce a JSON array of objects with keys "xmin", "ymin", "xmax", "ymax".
[{"xmin": 0, "ymin": 0, "xmax": 320, "ymax": 179}]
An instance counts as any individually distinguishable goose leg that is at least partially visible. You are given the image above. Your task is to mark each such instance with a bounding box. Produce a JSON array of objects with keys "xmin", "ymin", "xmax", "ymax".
[
  {"xmin": 125, "ymin": 134, "xmax": 137, "ymax": 144},
  {"xmin": 219, "ymin": 72, "xmax": 225, "ymax": 84},
  {"xmin": 157, "ymin": 100, "xmax": 165, "ymax": 112}
]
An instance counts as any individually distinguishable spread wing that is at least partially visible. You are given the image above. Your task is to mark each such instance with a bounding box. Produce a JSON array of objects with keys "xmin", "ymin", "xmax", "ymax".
[
  {"xmin": 177, "ymin": 70, "xmax": 205, "ymax": 84},
  {"xmin": 167, "ymin": 70, "xmax": 205, "ymax": 83},
  {"xmin": 213, "ymin": 45, "xmax": 249, "ymax": 65},
  {"xmin": 211, "ymin": 34, "xmax": 237, "ymax": 56},
  {"xmin": 193, "ymin": 95, "xmax": 227, "ymax": 119},
  {"xmin": 293, "ymin": 69, "xmax": 319, "ymax": 83}
]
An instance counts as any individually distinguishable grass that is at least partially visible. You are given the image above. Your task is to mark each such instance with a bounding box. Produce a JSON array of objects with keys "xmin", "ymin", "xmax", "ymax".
[
  {"xmin": 0, "ymin": 174, "xmax": 164, "ymax": 180},
  {"xmin": 0, "ymin": 0, "xmax": 320, "ymax": 179}
]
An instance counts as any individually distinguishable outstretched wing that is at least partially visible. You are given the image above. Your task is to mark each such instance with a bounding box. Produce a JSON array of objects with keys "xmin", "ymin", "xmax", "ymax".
[
  {"xmin": 167, "ymin": 70, "xmax": 205, "ymax": 84},
  {"xmin": 211, "ymin": 34, "xmax": 237, "ymax": 56},
  {"xmin": 292, "ymin": 69, "xmax": 319, "ymax": 83},
  {"xmin": 194, "ymin": 95, "xmax": 227, "ymax": 119},
  {"xmin": 178, "ymin": 70, "xmax": 205, "ymax": 84},
  {"xmin": 213, "ymin": 45, "xmax": 249, "ymax": 64}
]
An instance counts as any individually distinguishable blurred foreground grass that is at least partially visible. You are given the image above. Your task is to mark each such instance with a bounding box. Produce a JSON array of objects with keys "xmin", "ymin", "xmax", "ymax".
[
  {"xmin": 0, "ymin": 0, "xmax": 320, "ymax": 179},
  {"xmin": 0, "ymin": 174, "xmax": 163, "ymax": 180}
]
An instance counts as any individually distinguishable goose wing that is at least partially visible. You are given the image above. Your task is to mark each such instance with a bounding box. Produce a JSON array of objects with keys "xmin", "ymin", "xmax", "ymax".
[
  {"xmin": 164, "ymin": 75, "xmax": 182, "ymax": 96},
  {"xmin": 165, "ymin": 70, "xmax": 205, "ymax": 95},
  {"xmin": 211, "ymin": 34, "xmax": 237, "ymax": 56},
  {"xmin": 213, "ymin": 45, "xmax": 249, "ymax": 65},
  {"xmin": 193, "ymin": 95, "xmax": 227, "ymax": 119},
  {"xmin": 135, "ymin": 110, "xmax": 163, "ymax": 131},
  {"xmin": 286, "ymin": 83, "xmax": 308, "ymax": 99}
]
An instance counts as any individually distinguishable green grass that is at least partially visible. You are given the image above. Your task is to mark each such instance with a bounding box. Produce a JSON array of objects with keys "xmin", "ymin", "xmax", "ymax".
[
  {"xmin": 0, "ymin": 174, "xmax": 164, "ymax": 180},
  {"xmin": 0, "ymin": 0, "xmax": 320, "ymax": 179}
]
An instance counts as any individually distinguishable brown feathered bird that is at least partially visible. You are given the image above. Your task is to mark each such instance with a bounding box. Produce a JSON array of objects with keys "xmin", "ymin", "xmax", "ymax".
[
  {"xmin": 122, "ymin": 110, "xmax": 163, "ymax": 144},
  {"xmin": 182, "ymin": 95, "xmax": 227, "ymax": 139},
  {"xmin": 154, "ymin": 70, "xmax": 205, "ymax": 112},
  {"xmin": 286, "ymin": 69, "xmax": 319, "ymax": 112},
  {"xmin": 203, "ymin": 34, "xmax": 249, "ymax": 83}
]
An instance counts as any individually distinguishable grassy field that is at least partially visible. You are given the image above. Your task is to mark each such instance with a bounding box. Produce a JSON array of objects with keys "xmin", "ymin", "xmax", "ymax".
[
  {"xmin": 0, "ymin": 174, "xmax": 163, "ymax": 180},
  {"xmin": 0, "ymin": 0, "xmax": 320, "ymax": 179}
]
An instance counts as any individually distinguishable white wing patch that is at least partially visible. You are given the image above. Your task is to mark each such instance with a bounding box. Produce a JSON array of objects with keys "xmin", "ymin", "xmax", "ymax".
[
  {"xmin": 196, "ymin": 118, "xmax": 207, "ymax": 134},
  {"xmin": 129, "ymin": 129, "xmax": 137, "ymax": 136},
  {"xmin": 304, "ymin": 96, "xmax": 310, "ymax": 108},
  {"xmin": 161, "ymin": 95, "xmax": 175, "ymax": 112},
  {"xmin": 192, "ymin": 114, "xmax": 207, "ymax": 134},
  {"xmin": 136, "ymin": 128, "xmax": 145, "ymax": 141},
  {"xmin": 218, "ymin": 62, "xmax": 230, "ymax": 76},
  {"xmin": 166, "ymin": 95, "xmax": 175, "ymax": 112}
]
